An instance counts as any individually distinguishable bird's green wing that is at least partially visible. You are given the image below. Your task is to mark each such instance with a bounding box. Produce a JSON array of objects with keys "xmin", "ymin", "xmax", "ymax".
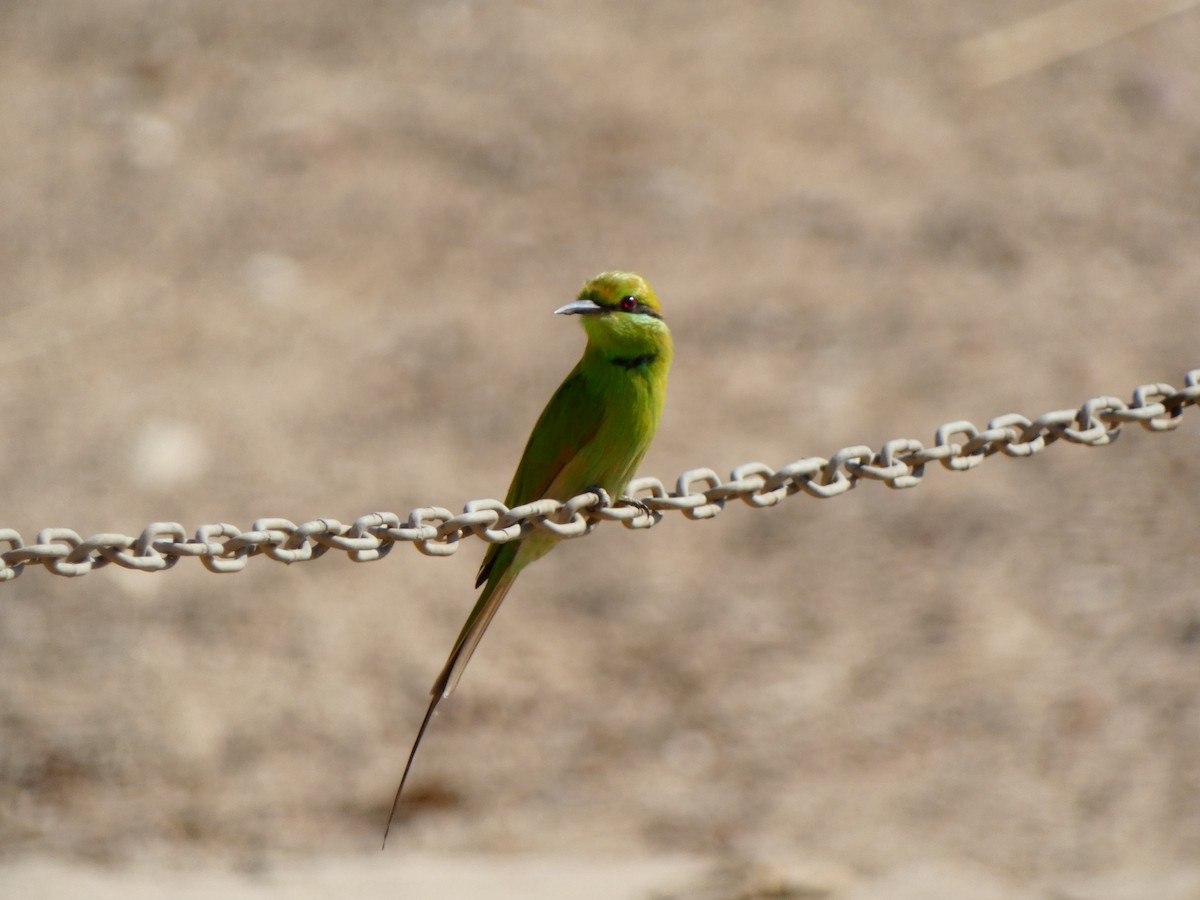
[{"xmin": 475, "ymin": 361, "xmax": 603, "ymax": 588}]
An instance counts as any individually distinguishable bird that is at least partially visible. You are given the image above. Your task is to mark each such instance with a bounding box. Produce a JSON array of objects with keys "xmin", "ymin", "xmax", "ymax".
[{"xmin": 383, "ymin": 271, "xmax": 672, "ymax": 844}]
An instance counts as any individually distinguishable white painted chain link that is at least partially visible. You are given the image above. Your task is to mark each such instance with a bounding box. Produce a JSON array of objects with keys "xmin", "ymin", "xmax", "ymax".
[{"xmin": 2, "ymin": 369, "xmax": 1197, "ymax": 582}]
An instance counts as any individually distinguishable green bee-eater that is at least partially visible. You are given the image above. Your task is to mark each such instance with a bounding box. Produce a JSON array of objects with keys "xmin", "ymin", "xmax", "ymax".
[{"xmin": 384, "ymin": 271, "xmax": 672, "ymax": 843}]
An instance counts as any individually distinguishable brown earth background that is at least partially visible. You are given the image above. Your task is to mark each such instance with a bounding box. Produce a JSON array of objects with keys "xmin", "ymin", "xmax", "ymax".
[{"xmin": 2, "ymin": 2, "xmax": 1199, "ymax": 898}]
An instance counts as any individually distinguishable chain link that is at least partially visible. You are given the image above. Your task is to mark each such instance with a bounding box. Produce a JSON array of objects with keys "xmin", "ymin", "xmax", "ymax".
[{"xmin": 2, "ymin": 369, "xmax": 1197, "ymax": 582}]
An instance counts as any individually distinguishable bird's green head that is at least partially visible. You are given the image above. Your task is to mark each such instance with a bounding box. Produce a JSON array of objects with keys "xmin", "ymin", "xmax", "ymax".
[{"xmin": 555, "ymin": 271, "xmax": 670, "ymax": 357}]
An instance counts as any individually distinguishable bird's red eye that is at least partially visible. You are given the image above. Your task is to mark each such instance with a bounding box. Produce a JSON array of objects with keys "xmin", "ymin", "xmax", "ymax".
[{"xmin": 620, "ymin": 296, "xmax": 637, "ymax": 312}]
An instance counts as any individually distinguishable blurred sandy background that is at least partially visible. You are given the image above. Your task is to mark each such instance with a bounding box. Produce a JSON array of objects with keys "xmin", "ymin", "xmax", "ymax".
[{"xmin": 2, "ymin": 2, "xmax": 1199, "ymax": 897}]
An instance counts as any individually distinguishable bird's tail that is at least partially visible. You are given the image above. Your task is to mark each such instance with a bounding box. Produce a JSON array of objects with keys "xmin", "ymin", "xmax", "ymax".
[
  {"xmin": 382, "ymin": 558, "xmax": 519, "ymax": 846},
  {"xmin": 431, "ymin": 566, "xmax": 518, "ymax": 699}
]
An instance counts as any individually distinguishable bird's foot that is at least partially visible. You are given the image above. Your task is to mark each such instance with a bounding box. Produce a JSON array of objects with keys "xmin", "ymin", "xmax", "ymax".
[
  {"xmin": 584, "ymin": 486, "xmax": 613, "ymax": 509},
  {"xmin": 584, "ymin": 488, "xmax": 654, "ymax": 522},
  {"xmin": 615, "ymin": 495, "xmax": 653, "ymax": 518}
]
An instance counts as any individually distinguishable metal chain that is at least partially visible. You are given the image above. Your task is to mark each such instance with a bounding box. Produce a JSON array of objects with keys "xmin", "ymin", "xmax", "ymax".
[{"xmin": 2, "ymin": 369, "xmax": 1196, "ymax": 582}]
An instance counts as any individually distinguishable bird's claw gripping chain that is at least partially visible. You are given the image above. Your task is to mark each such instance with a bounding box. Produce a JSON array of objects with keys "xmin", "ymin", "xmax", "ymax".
[
  {"xmin": 585, "ymin": 486, "xmax": 613, "ymax": 509},
  {"xmin": 615, "ymin": 495, "xmax": 654, "ymax": 519},
  {"xmin": 577, "ymin": 486, "xmax": 661, "ymax": 529}
]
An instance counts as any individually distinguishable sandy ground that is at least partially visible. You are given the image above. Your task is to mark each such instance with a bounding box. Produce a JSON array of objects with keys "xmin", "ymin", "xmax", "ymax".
[{"xmin": 2, "ymin": 2, "xmax": 1199, "ymax": 897}]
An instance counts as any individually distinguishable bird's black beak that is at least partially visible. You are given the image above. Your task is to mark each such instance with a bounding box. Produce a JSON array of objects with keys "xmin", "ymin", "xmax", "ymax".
[{"xmin": 554, "ymin": 299, "xmax": 605, "ymax": 316}]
